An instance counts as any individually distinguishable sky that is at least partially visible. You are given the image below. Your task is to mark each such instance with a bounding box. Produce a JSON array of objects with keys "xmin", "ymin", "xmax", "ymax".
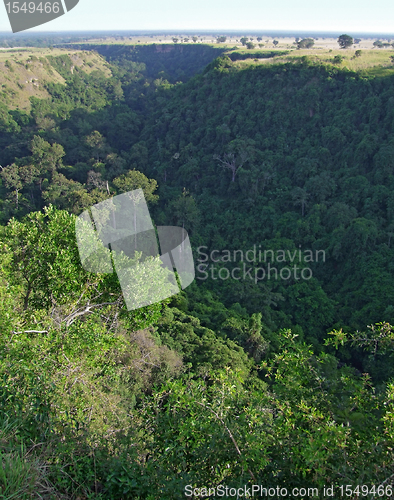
[{"xmin": 0, "ymin": 0, "xmax": 393, "ymax": 34}]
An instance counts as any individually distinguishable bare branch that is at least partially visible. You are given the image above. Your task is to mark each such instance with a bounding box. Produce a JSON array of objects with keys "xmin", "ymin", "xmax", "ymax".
[
  {"xmin": 11, "ymin": 330, "xmax": 48, "ymax": 334},
  {"xmin": 214, "ymin": 151, "xmax": 249, "ymax": 182},
  {"xmin": 64, "ymin": 301, "xmax": 120, "ymax": 327},
  {"xmin": 195, "ymin": 400, "xmax": 257, "ymax": 482}
]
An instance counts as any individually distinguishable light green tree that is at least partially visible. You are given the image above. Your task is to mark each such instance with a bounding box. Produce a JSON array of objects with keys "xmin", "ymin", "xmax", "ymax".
[{"xmin": 113, "ymin": 169, "xmax": 158, "ymax": 204}]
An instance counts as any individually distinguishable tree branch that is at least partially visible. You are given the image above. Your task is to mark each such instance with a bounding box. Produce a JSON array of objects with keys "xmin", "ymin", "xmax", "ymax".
[{"xmin": 195, "ymin": 400, "xmax": 257, "ymax": 482}]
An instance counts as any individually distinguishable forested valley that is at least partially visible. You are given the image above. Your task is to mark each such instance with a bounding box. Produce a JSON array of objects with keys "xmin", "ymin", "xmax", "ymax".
[{"xmin": 1, "ymin": 40, "xmax": 394, "ymax": 498}]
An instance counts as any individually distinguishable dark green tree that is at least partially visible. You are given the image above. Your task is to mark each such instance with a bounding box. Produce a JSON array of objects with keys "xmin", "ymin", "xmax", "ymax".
[
  {"xmin": 337, "ymin": 34, "xmax": 353, "ymax": 48},
  {"xmin": 297, "ymin": 38, "xmax": 315, "ymax": 49}
]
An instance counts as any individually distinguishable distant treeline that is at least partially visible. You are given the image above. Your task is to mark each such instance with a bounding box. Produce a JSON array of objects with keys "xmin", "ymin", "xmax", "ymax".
[{"xmin": 228, "ymin": 50, "xmax": 289, "ymax": 60}]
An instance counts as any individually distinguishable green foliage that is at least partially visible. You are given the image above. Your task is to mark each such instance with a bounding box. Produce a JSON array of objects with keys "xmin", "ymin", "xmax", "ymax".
[
  {"xmin": 372, "ymin": 40, "xmax": 392, "ymax": 49},
  {"xmin": 1, "ymin": 203, "xmax": 394, "ymax": 494},
  {"xmin": 297, "ymin": 38, "xmax": 315, "ymax": 49},
  {"xmin": 166, "ymin": 188, "xmax": 200, "ymax": 233},
  {"xmin": 2, "ymin": 43, "xmax": 394, "ymax": 496},
  {"xmin": 0, "ymin": 448, "xmax": 46, "ymax": 499},
  {"xmin": 333, "ymin": 54, "xmax": 344, "ymax": 64},
  {"xmin": 157, "ymin": 307, "xmax": 252, "ymax": 376},
  {"xmin": 3, "ymin": 206, "xmax": 98, "ymax": 310},
  {"xmin": 4, "ymin": 60, "xmax": 14, "ymax": 72},
  {"xmin": 113, "ymin": 169, "xmax": 158, "ymax": 203},
  {"xmin": 338, "ymin": 34, "xmax": 353, "ymax": 49}
]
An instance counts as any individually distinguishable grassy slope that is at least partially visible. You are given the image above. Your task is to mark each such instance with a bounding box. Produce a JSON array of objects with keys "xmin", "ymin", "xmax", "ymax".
[
  {"xmin": 0, "ymin": 48, "xmax": 112, "ymax": 111},
  {"xmin": 228, "ymin": 47, "xmax": 394, "ymax": 77}
]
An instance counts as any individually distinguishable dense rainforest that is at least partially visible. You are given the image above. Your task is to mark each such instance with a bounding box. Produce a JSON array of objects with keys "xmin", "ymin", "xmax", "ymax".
[{"xmin": 1, "ymin": 41, "xmax": 394, "ymax": 498}]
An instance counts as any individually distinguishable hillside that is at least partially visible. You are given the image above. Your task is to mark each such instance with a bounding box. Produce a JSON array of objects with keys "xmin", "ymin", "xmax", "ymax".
[
  {"xmin": 63, "ymin": 43, "xmax": 228, "ymax": 82},
  {"xmin": 2, "ymin": 47, "xmax": 394, "ymax": 349},
  {"xmin": 1, "ymin": 43, "xmax": 394, "ymax": 498},
  {"xmin": 135, "ymin": 53, "xmax": 394, "ymax": 344},
  {"xmin": 0, "ymin": 49, "xmax": 111, "ymax": 110}
]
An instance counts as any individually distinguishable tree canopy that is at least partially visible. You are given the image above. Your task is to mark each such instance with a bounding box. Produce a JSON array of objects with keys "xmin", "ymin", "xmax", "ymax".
[
  {"xmin": 1, "ymin": 39, "xmax": 394, "ymax": 498},
  {"xmin": 337, "ymin": 34, "xmax": 353, "ymax": 48},
  {"xmin": 297, "ymin": 38, "xmax": 315, "ymax": 49}
]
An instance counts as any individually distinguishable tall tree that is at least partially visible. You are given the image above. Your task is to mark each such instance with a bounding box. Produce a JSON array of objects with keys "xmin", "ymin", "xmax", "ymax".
[
  {"xmin": 113, "ymin": 169, "xmax": 158, "ymax": 204},
  {"xmin": 169, "ymin": 188, "xmax": 200, "ymax": 233},
  {"xmin": 214, "ymin": 151, "xmax": 248, "ymax": 182},
  {"xmin": 0, "ymin": 164, "xmax": 22, "ymax": 209},
  {"xmin": 113, "ymin": 170, "xmax": 159, "ymax": 250},
  {"xmin": 291, "ymin": 187, "xmax": 309, "ymax": 216}
]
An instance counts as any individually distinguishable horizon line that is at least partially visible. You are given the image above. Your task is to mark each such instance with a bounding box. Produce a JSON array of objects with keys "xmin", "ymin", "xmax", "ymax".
[{"xmin": 1, "ymin": 29, "xmax": 394, "ymax": 37}]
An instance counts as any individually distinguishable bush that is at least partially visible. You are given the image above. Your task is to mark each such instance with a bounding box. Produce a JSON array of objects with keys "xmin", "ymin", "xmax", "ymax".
[
  {"xmin": 297, "ymin": 38, "xmax": 315, "ymax": 49},
  {"xmin": 4, "ymin": 60, "xmax": 14, "ymax": 72}
]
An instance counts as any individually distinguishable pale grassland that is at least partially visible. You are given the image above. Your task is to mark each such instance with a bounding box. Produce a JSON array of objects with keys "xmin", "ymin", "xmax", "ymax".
[
  {"xmin": 232, "ymin": 47, "xmax": 394, "ymax": 78},
  {"xmin": 71, "ymin": 35, "xmax": 389, "ymax": 51}
]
